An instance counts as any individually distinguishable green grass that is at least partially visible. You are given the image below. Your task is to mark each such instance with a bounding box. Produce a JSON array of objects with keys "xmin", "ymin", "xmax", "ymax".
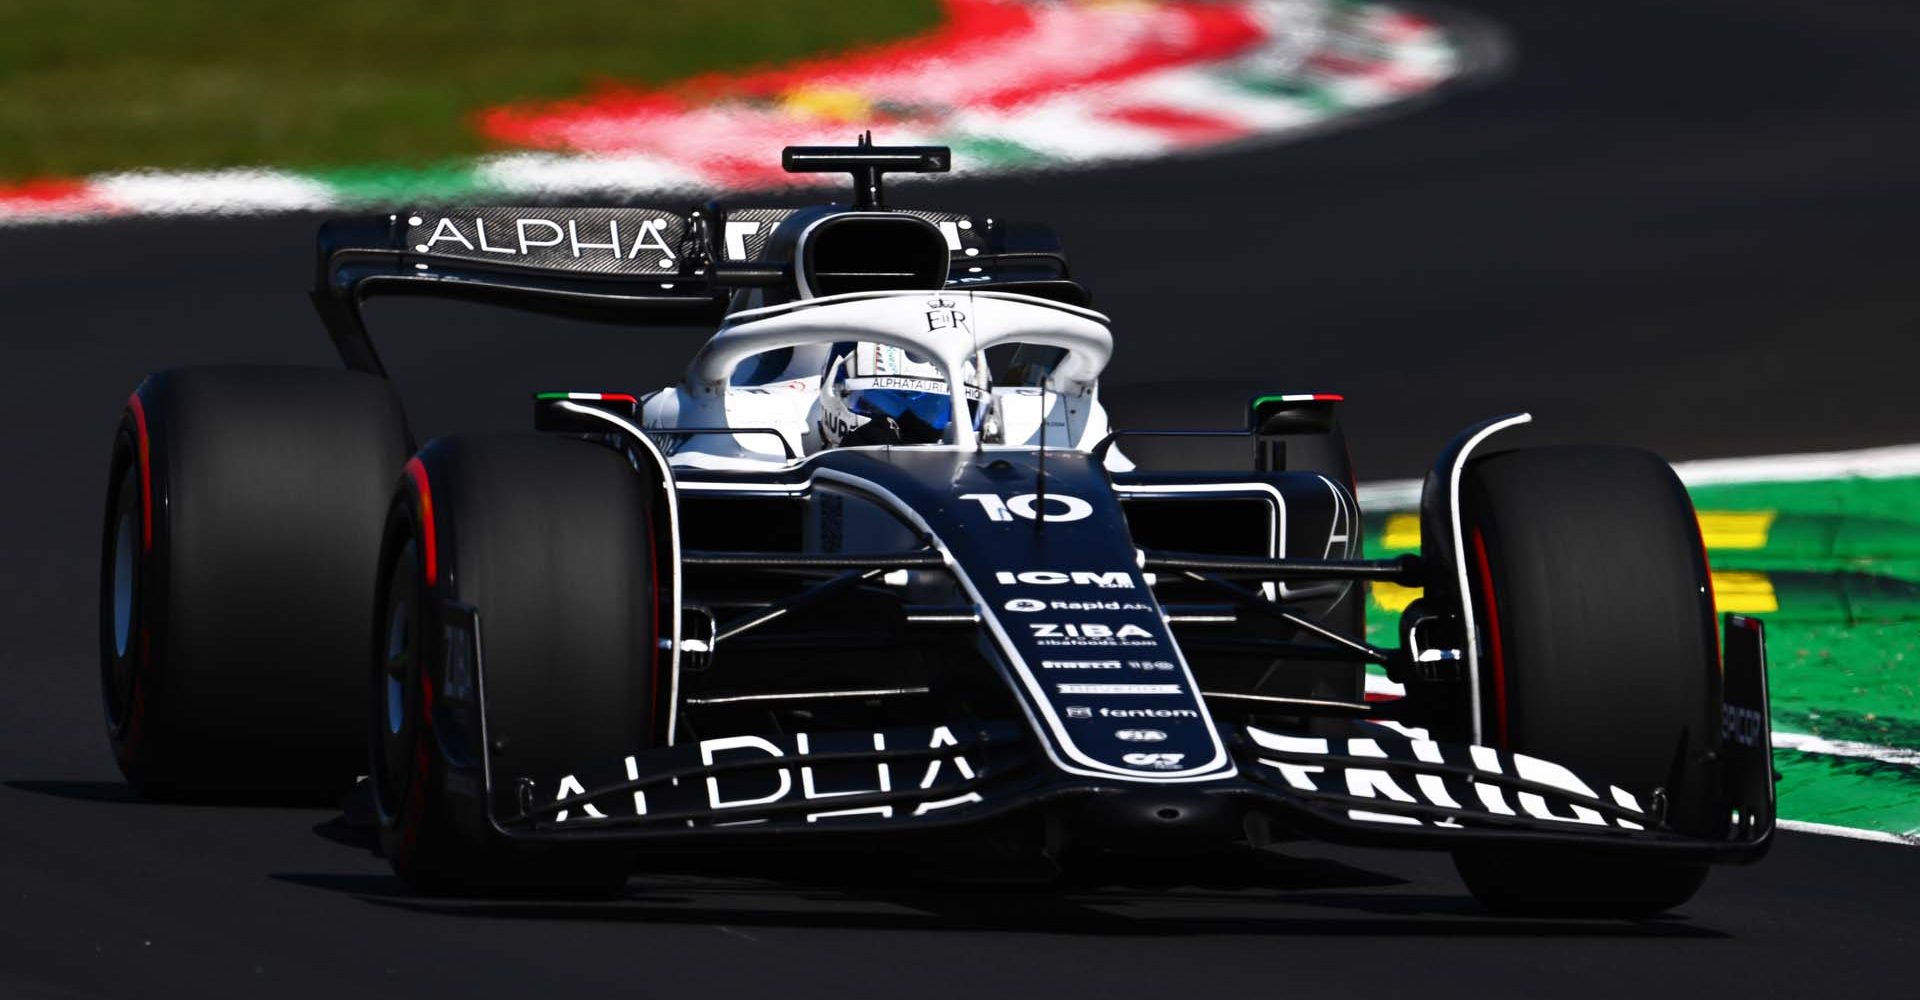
[
  {"xmin": 0, "ymin": 0, "xmax": 942, "ymax": 181},
  {"xmin": 1358, "ymin": 476, "xmax": 1920, "ymax": 835}
]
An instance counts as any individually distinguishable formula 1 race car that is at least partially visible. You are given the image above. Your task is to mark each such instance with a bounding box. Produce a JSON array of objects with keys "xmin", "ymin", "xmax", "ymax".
[{"xmin": 98, "ymin": 141, "xmax": 1773, "ymax": 915}]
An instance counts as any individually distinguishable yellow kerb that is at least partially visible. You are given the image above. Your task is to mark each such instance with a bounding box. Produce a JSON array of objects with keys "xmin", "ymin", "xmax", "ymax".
[
  {"xmin": 1710, "ymin": 571, "xmax": 1779, "ymax": 613},
  {"xmin": 781, "ymin": 87, "xmax": 873, "ymax": 123},
  {"xmin": 1695, "ymin": 511, "xmax": 1775, "ymax": 550}
]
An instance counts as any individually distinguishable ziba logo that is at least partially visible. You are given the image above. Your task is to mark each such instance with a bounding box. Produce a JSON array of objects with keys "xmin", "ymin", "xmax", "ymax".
[
  {"xmin": 960, "ymin": 493, "xmax": 1092, "ymax": 523},
  {"xmin": 1029, "ymin": 623, "xmax": 1154, "ymax": 639},
  {"xmin": 994, "ymin": 570, "xmax": 1133, "ymax": 589}
]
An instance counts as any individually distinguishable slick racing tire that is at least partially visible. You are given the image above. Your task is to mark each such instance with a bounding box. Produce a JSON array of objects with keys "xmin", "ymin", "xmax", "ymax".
[
  {"xmin": 100, "ymin": 366, "xmax": 410, "ymax": 799},
  {"xmin": 373, "ymin": 434, "xmax": 656, "ymax": 897},
  {"xmin": 1448, "ymin": 446, "xmax": 1718, "ymax": 917}
]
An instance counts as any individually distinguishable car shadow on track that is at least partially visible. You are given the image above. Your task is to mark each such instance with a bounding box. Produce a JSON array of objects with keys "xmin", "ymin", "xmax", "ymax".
[
  {"xmin": 6, "ymin": 779, "xmax": 146, "ymax": 803},
  {"xmin": 7, "ymin": 778, "xmax": 343, "ymax": 809},
  {"xmin": 271, "ymin": 847, "xmax": 1726, "ymax": 939}
]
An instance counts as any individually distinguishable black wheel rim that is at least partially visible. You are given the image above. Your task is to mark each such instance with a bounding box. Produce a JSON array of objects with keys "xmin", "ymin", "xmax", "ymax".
[
  {"xmin": 374, "ymin": 535, "xmax": 423, "ymax": 821},
  {"xmin": 100, "ymin": 447, "xmax": 141, "ymax": 733}
]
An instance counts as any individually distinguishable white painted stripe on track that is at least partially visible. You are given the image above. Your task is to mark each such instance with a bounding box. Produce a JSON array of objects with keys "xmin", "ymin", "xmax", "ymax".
[
  {"xmin": 474, "ymin": 152, "xmax": 704, "ymax": 197},
  {"xmin": 93, "ymin": 168, "xmax": 336, "ymax": 215},
  {"xmin": 947, "ymin": 102, "xmax": 1178, "ymax": 161},
  {"xmin": 1357, "ymin": 441, "xmax": 1920, "ymax": 510},
  {"xmin": 1777, "ymin": 819, "xmax": 1919, "ymax": 846},
  {"xmin": 1772, "ymin": 730, "xmax": 1920, "ymax": 768},
  {"xmin": 1669, "ymin": 443, "xmax": 1920, "ymax": 486}
]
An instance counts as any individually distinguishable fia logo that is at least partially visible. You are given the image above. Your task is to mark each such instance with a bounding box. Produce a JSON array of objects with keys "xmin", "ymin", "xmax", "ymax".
[{"xmin": 925, "ymin": 296, "xmax": 969, "ymax": 334}]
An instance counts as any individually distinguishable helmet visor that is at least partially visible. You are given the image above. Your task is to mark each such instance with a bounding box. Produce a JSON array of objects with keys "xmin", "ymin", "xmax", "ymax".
[{"xmin": 846, "ymin": 388, "xmax": 954, "ymax": 433}]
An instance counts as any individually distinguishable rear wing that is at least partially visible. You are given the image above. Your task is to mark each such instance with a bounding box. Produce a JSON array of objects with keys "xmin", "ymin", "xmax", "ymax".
[
  {"xmin": 311, "ymin": 144, "xmax": 1087, "ymax": 377},
  {"xmin": 313, "ymin": 207, "xmax": 731, "ymax": 376},
  {"xmin": 311, "ymin": 204, "xmax": 1086, "ymax": 377}
]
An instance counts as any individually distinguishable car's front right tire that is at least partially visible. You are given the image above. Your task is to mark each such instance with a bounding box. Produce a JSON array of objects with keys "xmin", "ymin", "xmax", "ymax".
[{"xmin": 100, "ymin": 366, "xmax": 409, "ymax": 799}]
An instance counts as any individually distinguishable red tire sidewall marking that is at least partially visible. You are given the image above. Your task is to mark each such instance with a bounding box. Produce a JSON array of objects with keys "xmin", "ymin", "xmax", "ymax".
[
  {"xmin": 1469, "ymin": 526, "xmax": 1510, "ymax": 750},
  {"xmin": 403, "ymin": 457, "xmax": 438, "ymax": 586},
  {"xmin": 121, "ymin": 394, "xmax": 154, "ymax": 753},
  {"xmin": 396, "ymin": 457, "xmax": 438, "ymax": 862},
  {"xmin": 126, "ymin": 393, "xmax": 152, "ymax": 551},
  {"xmin": 645, "ymin": 501, "xmax": 662, "ymax": 743}
]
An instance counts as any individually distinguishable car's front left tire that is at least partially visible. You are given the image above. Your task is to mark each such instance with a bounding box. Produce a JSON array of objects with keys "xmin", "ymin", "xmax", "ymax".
[
  {"xmin": 1445, "ymin": 445, "xmax": 1721, "ymax": 917},
  {"xmin": 372, "ymin": 433, "xmax": 658, "ymax": 896}
]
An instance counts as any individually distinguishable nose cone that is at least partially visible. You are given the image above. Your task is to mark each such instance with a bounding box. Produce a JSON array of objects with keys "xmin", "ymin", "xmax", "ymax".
[{"xmin": 1063, "ymin": 789, "xmax": 1242, "ymax": 850}]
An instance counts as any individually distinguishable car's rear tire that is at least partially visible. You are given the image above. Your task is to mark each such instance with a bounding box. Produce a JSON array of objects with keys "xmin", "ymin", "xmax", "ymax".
[
  {"xmin": 100, "ymin": 366, "xmax": 410, "ymax": 799},
  {"xmin": 373, "ymin": 433, "xmax": 656, "ymax": 896},
  {"xmin": 1447, "ymin": 446, "xmax": 1720, "ymax": 917}
]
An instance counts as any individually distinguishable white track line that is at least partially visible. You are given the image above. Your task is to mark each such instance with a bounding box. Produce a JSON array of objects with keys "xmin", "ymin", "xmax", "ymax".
[
  {"xmin": 1357, "ymin": 442, "xmax": 1920, "ymax": 510},
  {"xmin": 1772, "ymin": 730, "xmax": 1920, "ymax": 768},
  {"xmin": 1776, "ymin": 819, "xmax": 1919, "ymax": 846}
]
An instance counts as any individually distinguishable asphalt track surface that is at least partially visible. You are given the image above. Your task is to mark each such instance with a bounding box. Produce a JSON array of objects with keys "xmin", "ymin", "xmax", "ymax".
[{"xmin": 3, "ymin": 0, "xmax": 1918, "ymax": 996}]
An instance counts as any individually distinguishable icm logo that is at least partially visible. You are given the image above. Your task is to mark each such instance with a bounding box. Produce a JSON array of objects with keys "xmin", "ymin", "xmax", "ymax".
[
  {"xmin": 994, "ymin": 570, "xmax": 1134, "ymax": 589},
  {"xmin": 1004, "ymin": 598, "xmax": 1046, "ymax": 613},
  {"xmin": 1121, "ymin": 752, "xmax": 1186, "ymax": 770},
  {"xmin": 960, "ymin": 493, "xmax": 1093, "ymax": 523},
  {"xmin": 1115, "ymin": 729, "xmax": 1168, "ymax": 743}
]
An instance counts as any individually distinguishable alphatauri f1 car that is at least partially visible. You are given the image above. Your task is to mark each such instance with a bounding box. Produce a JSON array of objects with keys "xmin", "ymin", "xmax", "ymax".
[{"xmin": 100, "ymin": 141, "xmax": 1772, "ymax": 914}]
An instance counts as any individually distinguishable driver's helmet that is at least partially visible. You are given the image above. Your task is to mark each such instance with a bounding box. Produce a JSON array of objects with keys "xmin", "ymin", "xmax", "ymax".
[{"xmin": 817, "ymin": 341, "xmax": 984, "ymax": 447}]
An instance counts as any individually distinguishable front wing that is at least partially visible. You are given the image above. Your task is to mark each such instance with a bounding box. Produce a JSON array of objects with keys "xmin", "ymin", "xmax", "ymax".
[{"xmin": 481, "ymin": 616, "xmax": 1773, "ymax": 861}]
